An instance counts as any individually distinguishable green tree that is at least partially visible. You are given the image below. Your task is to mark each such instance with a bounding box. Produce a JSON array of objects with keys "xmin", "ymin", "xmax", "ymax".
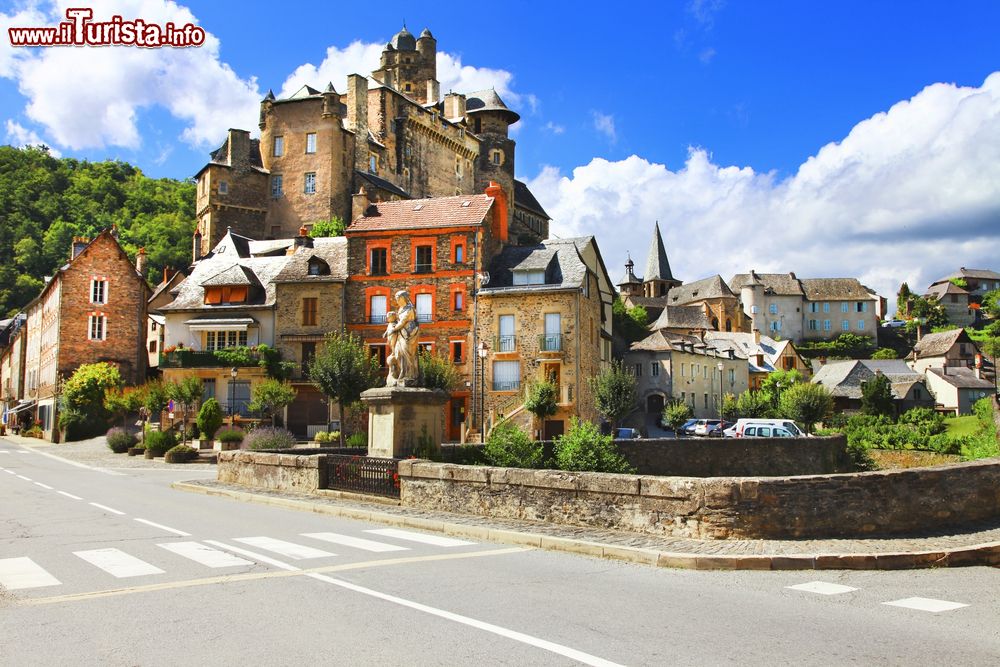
[
  {"xmin": 612, "ymin": 297, "xmax": 650, "ymax": 344},
  {"xmin": 906, "ymin": 295, "xmax": 949, "ymax": 330},
  {"xmin": 720, "ymin": 392, "xmax": 739, "ymax": 422},
  {"xmin": 553, "ymin": 418, "xmax": 635, "ymax": 474},
  {"xmin": 196, "ymin": 398, "xmax": 224, "ymax": 441},
  {"xmin": 418, "ymin": 350, "xmax": 459, "ymax": 392},
  {"xmin": 523, "ymin": 380, "xmax": 559, "ymax": 438},
  {"xmin": 760, "ymin": 369, "xmax": 803, "ymax": 400},
  {"xmin": 981, "ymin": 289, "xmax": 1000, "ymax": 320},
  {"xmin": 167, "ymin": 377, "xmax": 204, "ymax": 444},
  {"xmin": 662, "ymin": 400, "xmax": 692, "ymax": 434},
  {"xmin": 141, "ymin": 379, "xmax": 170, "ymax": 431},
  {"xmin": 735, "ymin": 389, "xmax": 774, "ymax": 418},
  {"xmin": 308, "ymin": 217, "xmax": 346, "ymax": 237},
  {"xmin": 103, "ymin": 386, "xmax": 143, "ymax": 429},
  {"xmin": 777, "ymin": 383, "xmax": 833, "ymax": 434},
  {"xmin": 896, "ymin": 282, "xmax": 912, "ymax": 316},
  {"xmin": 309, "ymin": 331, "xmax": 381, "ymax": 447},
  {"xmin": 248, "ymin": 378, "xmax": 297, "ymax": 427},
  {"xmin": 860, "ymin": 372, "xmax": 895, "ymax": 418},
  {"xmin": 59, "ymin": 362, "xmax": 123, "ymax": 440},
  {"xmin": 872, "ymin": 347, "xmax": 898, "ymax": 360},
  {"xmin": 483, "ymin": 420, "xmax": 542, "ymax": 468},
  {"xmin": 588, "ymin": 361, "xmax": 637, "ymax": 433}
]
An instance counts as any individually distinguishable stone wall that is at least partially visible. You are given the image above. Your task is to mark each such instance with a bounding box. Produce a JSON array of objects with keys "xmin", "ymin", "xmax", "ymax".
[
  {"xmin": 617, "ymin": 436, "xmax": 850, "ymax": 477},
  {"xmin": 217, "ymin": 450, "xmax": 324, "ymax": 492},
  {"xmin": 397, "ymin": 457, "xmax": 1000, "ymax": 540}
]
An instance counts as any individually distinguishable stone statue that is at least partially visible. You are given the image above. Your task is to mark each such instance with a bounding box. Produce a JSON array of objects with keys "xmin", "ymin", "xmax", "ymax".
[{"xmin": 385, "ymin": 289, "xmax": 420, "ymax": 386}]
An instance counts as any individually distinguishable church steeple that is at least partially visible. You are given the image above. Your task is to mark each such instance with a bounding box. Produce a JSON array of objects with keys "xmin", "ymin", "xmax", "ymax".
[
  {"xmin": 617, "ymin": 254, "xmax": 643, "ymax": 297},
  {"xmin": 643, "ymin": 221, "xmax": 681, "ymax": 297}
]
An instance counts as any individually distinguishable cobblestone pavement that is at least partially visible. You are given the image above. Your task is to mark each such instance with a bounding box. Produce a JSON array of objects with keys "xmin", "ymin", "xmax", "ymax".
[{"xmin": 6, "ymin": 433, "xmax": 999, "ymax": 568}]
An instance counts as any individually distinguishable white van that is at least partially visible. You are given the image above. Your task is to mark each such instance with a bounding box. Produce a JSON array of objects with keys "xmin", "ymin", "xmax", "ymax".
[{"xmin": 732, "ymin": 419, "xmax": 804, "ymax": 438}]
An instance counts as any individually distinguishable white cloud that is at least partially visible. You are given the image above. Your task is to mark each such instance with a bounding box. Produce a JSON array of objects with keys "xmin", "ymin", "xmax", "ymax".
[
  {"xmin": 699, "ymin": 47, "xmax": 716, "ymax": 64},
  {"xmin": 592, "ymin": 111, "xmax": 617, "ymax": 143},
  {"xmin": 687, "ymin": 0, "xmax": 726, "ymax": 28},
  {"xmin": 4, "ymin": 119, "xmax": 61, "ymax": 156},
  {"xmin": 530, "ymin": 73, "xmax": 1000, "ymax": 308},
  {"xmin": 543, "ymin": 121, "xmax": 565, "ymax": 135},
  {"xmin": 1, "ymin": 1, "xmax": 260, "ymax": 150}
]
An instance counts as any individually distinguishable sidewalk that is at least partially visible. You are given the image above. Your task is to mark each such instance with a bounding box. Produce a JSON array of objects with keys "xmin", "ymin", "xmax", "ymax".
[{"xmin": 6, "ymin": 434, "xmax": 999, "ymax": 570}]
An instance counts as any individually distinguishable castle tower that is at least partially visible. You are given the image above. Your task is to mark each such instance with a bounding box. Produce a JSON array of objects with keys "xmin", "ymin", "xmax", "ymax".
[
  {"xmin": 739, "ymin": 270, "xmax": 765, "ymax": 333},
  {"xmin": 617, "ymin": 256, "xmax": 643, "ymax": 298},
  {"xmin": 372, "ymin": 25, "xmax": 439, "ymax": 104},
  {"xmin": 643, "ymin": 221, "xmax": 681, "ymax": 297},
  {"xmin": 467, "ymin": 89, "xmax": 519, "ymax": 238}
]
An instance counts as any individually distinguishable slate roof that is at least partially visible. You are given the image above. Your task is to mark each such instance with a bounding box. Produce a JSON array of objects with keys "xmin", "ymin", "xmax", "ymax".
[
  {"xmin": 630, "ymin": 331, "xmax": 747, "ymax": 359},
  {"xmin": 925, "ymin": 281, "xmax": 969, "ymax": 299},
  {"xmin": 926, "ymin": 367, "xmax": 994, "ymax": 389},
  {"xmin": 800, "ymin": 278, "xmax": 877, "ymax": 301},
  {"xmin": 482, "ymin": 237, "xmax": 590, "ymax": 293},
  {"xmin": 703, "ymin": 331, "xmax": 792, "ymax": 374},
  {"xmin": 913, "ymin": 329, "xmax": 972, "ymax": 358},
  {"xmin": 667, "ymin": 275, "xmax": 735, "ymax": 305},
  {"xmin": 465, "ymin": 89, "xmax": 520, "ymax": 124},
  {"xmin": 644, "ymin": 222, "xmax": 675, "ymax": 283},
  {"xmin": 205, "ymin": 136, "xmax": 264, "ymax": 171},
  {"xmin": 649, "ymin": 305, "xmax": 713, "ymax": 331},
  {"xmin": 936, "ymin": 268, "xmax": 1000, "ymax": 282},
  {"xmin": 811, "ymin": 359, "xmax": 924, "ymax": 399},
  {"xmin": 513, "ymin": 180, "xmax": 550, "ymax": 219},
  {"xmin": 200, "ymin": 264, "xmax": 260, "ymax": 288},
  {"xmin": 149, "ymin": 271, "xmax": 185, "ymax": 306},
  {"xmin": 355, "ymin": 171, "xmax": 411, "ymax": 200},
  {"xmin": 729, "ymin": 272, "xmax": 804, "ymax": 296},
  {"xmin": 272, "ymin": 237, "xmax": 349, "ymax": 283},
  {"xmin": 347, "ymin": 194, "xmax": 494, "ymax": 232}
]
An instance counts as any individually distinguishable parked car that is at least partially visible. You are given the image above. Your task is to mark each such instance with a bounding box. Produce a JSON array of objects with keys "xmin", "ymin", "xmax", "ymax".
[
  {"xmin": 706, "ymin": 420, "xmax": 731, "ymax": 437},
  {"xmin": 615, "ymin": 428, "xmax": 642, "ymax": 439},
  {"xmin": 693, "ymin": 420, "xmax": 722, "ymax": 437},
  {"xmin": 678, "ymin": 419, "xmax": 700, "ymax": 436},
  {"xmin": 881, "ymin": 319, "xmax": 906, "ymax": 328},
  {"xmin": 732, "ymin": 418, "xmax": 805, "ymax": 438},
  {"xmin": 741, "ymin": 424, "xmax": 798, "ymax": 438},
  {"xmin": 722, "ymin": 424, "xmax": 738, "ymax": 438}
]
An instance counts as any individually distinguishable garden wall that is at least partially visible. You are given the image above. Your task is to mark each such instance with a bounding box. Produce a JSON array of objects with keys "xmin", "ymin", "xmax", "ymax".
[
  {"xmin": 397, "ymin": 457, "xmax": 1000, "ymax": 539},
  {"xmin": 217, "ymin": 450, "xmax": 325, "ymax": 492}
]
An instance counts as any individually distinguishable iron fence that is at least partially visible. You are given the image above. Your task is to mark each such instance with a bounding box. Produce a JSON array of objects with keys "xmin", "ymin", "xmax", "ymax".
[{"xmin": 325, "ymin": 454, "xmax": 400, "ymax": 498}]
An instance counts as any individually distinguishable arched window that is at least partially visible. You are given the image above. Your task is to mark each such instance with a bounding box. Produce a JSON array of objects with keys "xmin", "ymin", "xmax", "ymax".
[
  {"xmin": 725, "ymin": 319, "xmax": 732, "ymax": 332},
  {"xmin": 307, "ymin": 257, "xmax": 330, "ymax": 276},
  {"xmin": 711, "ymin": 317, "xmax": 719, "ymax": 330}
]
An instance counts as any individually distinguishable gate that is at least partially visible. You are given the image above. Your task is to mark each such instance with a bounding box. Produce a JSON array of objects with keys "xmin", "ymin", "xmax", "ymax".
[{"xmin": 325, "ymin": 454, "xmax": 400, "ymax": 498}]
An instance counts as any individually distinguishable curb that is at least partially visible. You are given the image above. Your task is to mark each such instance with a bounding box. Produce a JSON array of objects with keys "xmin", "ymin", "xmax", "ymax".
[{"xmin": 171, "ymin": 482, "xmax": 1000, "ymax": 571}]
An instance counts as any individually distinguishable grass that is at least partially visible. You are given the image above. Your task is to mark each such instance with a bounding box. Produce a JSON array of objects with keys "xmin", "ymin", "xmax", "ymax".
[
  {"xmin": 945, "ymin": 415, "xmax": 980, "ymax": 437},
  {"xmin": 870, "ymin": 450, "xmax": 961, "ymax": 469}
]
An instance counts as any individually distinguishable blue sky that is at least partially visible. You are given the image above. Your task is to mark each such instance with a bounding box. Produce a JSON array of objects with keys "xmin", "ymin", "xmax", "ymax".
[{"xmin": 3, "ymin": 1, "xmax": 1000, "ymax": 304}]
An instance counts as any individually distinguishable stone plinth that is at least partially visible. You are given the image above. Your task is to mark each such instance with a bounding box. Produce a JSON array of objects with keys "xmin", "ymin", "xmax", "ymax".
[{"xmin": 360, "ymin": 387, "xmax": 449, "ymax": 458}]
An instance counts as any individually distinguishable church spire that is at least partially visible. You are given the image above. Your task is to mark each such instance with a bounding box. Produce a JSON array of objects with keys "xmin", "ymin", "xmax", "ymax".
[{"xmin": 642, "ymin": 221, "xmax": 680, "ymax": 297}]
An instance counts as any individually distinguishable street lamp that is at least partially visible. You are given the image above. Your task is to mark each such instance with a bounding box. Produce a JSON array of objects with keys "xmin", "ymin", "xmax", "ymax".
[
  {"xmin": 717, "ymin": 361, "xmax": 725, "ymax": 423},
  {"xmin": 477, "ymin": 341, "xmax": 489, "ymax": 433},
  {"xmin": 229, "ymin": 367, "xmax": 238, "ymax": 429}
]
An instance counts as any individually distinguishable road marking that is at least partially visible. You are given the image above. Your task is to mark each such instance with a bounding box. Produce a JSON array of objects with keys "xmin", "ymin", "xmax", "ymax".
[
  {"xmin": 158, "ymin": 542, "xmax": 253, "ymax": 568},
  {"xmin": 232, "ymin": 537, "xmax": 335, "ymax": 560},
  {"xmin": 366, "ymin": 528, "xmax": 475, "ymax": 547},
  {"xmin": 74, "ymin": 549, "xmax": 164, "ymax": 578},
  {"xmin": 0, "ymin": 557, "xmax": 62, "ymax": 590},
  {"xmin": 3, "ymin": 469, "xmax": 16, "ymax": 474},
  {"xmin": 787, "ymin": 581, "xmax": 858, "ymax": 595},
  {"xmin": 16, "ymin": 474, "xmax": 32, "ymax": 481},
  {"xmin": 16, "ymin": 450, "xmax": 31, "ymax": 454},
  {"xmin": 57, "ymin": 491, "xmax": 83, "ymax": 500},
  {"xmin": 134, "ymin": 518, "xmax": 190, "ymax": 536},
  {"xmin": 17, "ymin": 446, "xmax": 124, "ymax": 475},
  {"xmin": 302, "ymin": 532, "xmax": 410, "ymax": 553},
  {"xmin": 20, "ymin": 547, "xmax": 530, "ymax": 605},
  {"xmin": 883, "ymin": 597, "xmax": 969, "ymax": 613},
  {"xmin": 33, "ymin": 481, "xmax": 54, "ymax": 490},
  {"xmin": 204, "ymin": 540, "xmax": 301, "ymax": 571},
  {"xmin": 305, "ymin": 572, "xmax": 622, "ymax": 666},
  {"xmin": 89, "ymin": 502, "xmax": 125, "ymax": 515}
]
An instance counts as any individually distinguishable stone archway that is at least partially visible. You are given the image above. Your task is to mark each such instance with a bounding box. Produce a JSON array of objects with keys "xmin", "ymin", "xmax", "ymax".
[{"xmin": 646, "ymin": 393, "xmax": 665, "ymax": 415}]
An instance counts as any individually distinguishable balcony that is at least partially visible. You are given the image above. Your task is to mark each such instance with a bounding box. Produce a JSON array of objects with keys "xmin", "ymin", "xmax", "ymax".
[
  {"xmin": 492, "ymin": 379, "xmax": 521, "ymax": 392},
  {"xmin": 369, "ymin": 314, "xmax": 387, "ymax": 325},
  {"xmin": 495, "ymin": 335, "xmax": 516, "ymax": 353},
  {"xmin": 159, "ymin": 348, "xmax": 262, "ymax": 369},
  {"xmin": 416, "ymin": 313, "xmax": 433, "ymax": 323},
  {"xmin": 539, "ymin": 333, "xmax": 563, "ymax": 352}
]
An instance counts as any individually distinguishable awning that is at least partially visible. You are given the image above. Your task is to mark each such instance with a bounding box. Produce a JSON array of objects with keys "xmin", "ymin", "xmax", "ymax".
[
  {"xmin": 7, "ymin": 400, "xmax": 36, "ymax": 414},
  {"xmin": 184, "ymin": 317, "xmax": 258, "ymax": 332}
]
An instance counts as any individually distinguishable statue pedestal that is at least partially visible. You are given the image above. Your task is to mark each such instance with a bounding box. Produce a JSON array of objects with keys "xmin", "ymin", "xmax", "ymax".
[{"xmin": 360, "ymin": 387, "xmax": 449, "ymax": 459}]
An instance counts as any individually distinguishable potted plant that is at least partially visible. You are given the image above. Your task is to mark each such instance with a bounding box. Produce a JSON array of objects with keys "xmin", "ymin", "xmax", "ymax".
[
  {"xmin": 143, "ymin": 430, "xmax": 175, "ymax": 458},
  {"xmin": 216, "ymin": 428, "xmax": 244, "ymax": 451},
  {"xmin": 164, "ymin": 444, "xmax": 198, "ymax": 463},
  {"xmin": 196, "ymin": 398, "xmax": 223, "ymax": 450}
]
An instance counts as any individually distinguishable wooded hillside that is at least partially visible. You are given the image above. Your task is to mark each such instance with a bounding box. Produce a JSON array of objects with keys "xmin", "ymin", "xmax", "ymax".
[{"xmin": 0, "ymin": 145, "xmax": 196, "ymax": 317}]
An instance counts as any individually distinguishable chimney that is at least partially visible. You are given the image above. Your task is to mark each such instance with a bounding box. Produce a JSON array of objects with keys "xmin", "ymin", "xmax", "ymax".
[
  {"xmin": 292, "ymin": 225, "xmax": 313, "ymax": 251},
  {"xmin": 192, "ymin": 230, "xmax": 202, "ymax": 262},
  {"xmin": 443, "ymin": 92, "xmax": 466, "ymax": 119},
  {"xmin": 788, "ymin": 271, "xmax": 796, "ymax": 280},
  {"xmin": 162, "ymin": 268, "xmax": 175, "ymax": 285},
  {"xmin": 136, "ymin": 247, "xmax": 148, "ymax": 279},
  {"xmin": 352, "ymin": 187, "xmax": 370, "ymax": 222},
  {"xmin": 975, "ymin": 366, "xmax": 982, "ymax": 380},
  {"xmin": 753, "ymin": 329, "xmax": 761, "ymax": 345},
  {"xmin": 485, "ymin": 181, "xmax": 509, "ymax": 242},
  {"xmin": 426, "ymin": 79, "xmax": 440, "ymax": 106},
  {"xmin": 346, "ymin": 74, "xmax": 369, "ymax": 137},
  {"xmin": 227, "ymin": 129, "xmax": 251, "ymax": 167},
  {"xmin": 71, "ymin": 236, "xmax": 89, "ymax": 259}
]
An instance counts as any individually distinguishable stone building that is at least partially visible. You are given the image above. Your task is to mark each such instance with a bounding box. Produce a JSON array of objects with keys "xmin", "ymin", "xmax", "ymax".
[
  {"xmin": 147, "ymin": 269, "xmax": 186, "ymax": 370},
  {"xmin": 624, "ymin": 330, "xmax": 749, "ymax": 422},
  {"xmin": 476, "ymin": 236, "xmax": 614, "ymax": 439},
  {"xmin": 704, "ymin": 330, "xmax": 811, "ymax": 390},
  {"xmin": 17, "ymin": 231, "xmax": 150, "ymax": 440},
  {"xmin": 908, "ymin": 328, "xmax": 983, "ymax": 375},
  {"xmin": 193, "ymin": 25, "xmax": 548, "ymax": 254},
  {"xmin": 811, "ymin": 360, "xmax": 933, "ymax": 415},
  {"xmin": 0, "ymin": 314, "xmax": 28, "ymax": 430}
]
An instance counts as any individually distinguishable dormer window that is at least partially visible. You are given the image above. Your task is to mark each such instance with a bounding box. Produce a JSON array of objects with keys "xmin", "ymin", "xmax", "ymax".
[
  {"xmin": 513, "ymin": 270, "xmax": 545, "ymax": 285},
  {"xmin": 204, "ymin": 286, "xmax": 248, "ymax": 304},
  {"xmin": 307, "ymin": 258, "xmax": 330, "ymax": 276}
]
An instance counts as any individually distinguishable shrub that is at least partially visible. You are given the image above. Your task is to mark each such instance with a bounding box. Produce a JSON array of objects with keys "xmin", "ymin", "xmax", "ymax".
[
  {"xmin": 106, "ymin": 427, "xmax": 138, "ymax": 454},
  {"xmin": 216, "ymin": 428, "xmax": 245, "ymax": 443},
  {"xmin": 164, "ymin": 444, "xmax": 198, "ymax": 463},
  {"xmin": 196, "ymin": 398, "xmax": 224, "ymax": 441},
  {"xmin": 484, "ymin": 420, "xmax": 543, "ymax": 469},
  {"xmin": 314, "ymin": 431, "xmax": 331, "ymax": 444},
  {"xmin": 244, "ymin": 427, "xmax": 296, "ymax": 451},
  {"xmin": 346, "ymin": 432, "xmax": 366, "ymax": 449},
  {"xmin": 553, "ymin": 418, "xmax": 635, "ymax": 474},
  {"xmin": 144, "ymin": 430, "xmax": 177, "ymax": 456},
  {"xmin": 662, "ymin": 401, "xmax": 692, "ymax": 434},
  {"xmin": 847, "ymin": 440, "xmax": 878, "ymax": 471},
  {"xmin": 60, "ymin": 362, "xmax": 123, "ymax": 440},
  {"xmin": 899, "ymin": 407, "xmax": 945, "ymax": 434}
]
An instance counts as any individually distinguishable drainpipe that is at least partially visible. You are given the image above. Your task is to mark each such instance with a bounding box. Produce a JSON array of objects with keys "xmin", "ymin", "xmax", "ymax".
[
  {"xmin": 575, "ymin": 287, "xmax": 581, "ymax": 419},
  {"xmin": 472, "ymin": 229, "xmax": 480, "ymax": 435}
]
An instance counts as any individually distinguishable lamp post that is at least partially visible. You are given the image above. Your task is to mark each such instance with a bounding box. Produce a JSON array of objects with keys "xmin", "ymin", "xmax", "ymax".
[
  {"xmin": 477, "ymin": 341, "xmax": 489, "ymax": 434},
  {"xmin": 229, "ymin": 367, "xmax": 238, "ymax": 429},
  {"xmin": 717, "ymin": 361, "xmax": 725, "ymax": 424}
]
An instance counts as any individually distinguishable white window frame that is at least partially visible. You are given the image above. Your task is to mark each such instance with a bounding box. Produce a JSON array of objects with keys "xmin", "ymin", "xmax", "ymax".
[
  {"xmin": 842, "ymin": 320, "xmax": 850, "ymax": 331},
  {"xmin": 88, "ymin": 314, "xmax": 107, "ymax": 341},
  {"xmin": 90, "ymin": 278, "xmax": 107, "ymax": 305},
  {"xmin": 273, "ymin": 136, "xmax": 284, "ymax": 157},
  {"xmin": 304, "ymin": 172, "xmax": 316, "ymax": 194},
  {"xmin": 370, "ymin": 295, "xmax": 387, "ymax": 324},
  {"xmin": 415, "ymin": 293, "xmax": 433, "ymax": 323},
  {"xmin": 305, "ymin": 133, "xmax": 316, "ymax": 154},
  {"xmin": 271, "ymin": 174, "xmax": 283, "ymax": 198},
  {"xmin": 492, "ymin": 360, "xmax": 521, "ymax": 391},
  {"xmin": 857, "ymin": 319, "xmax": 865, "ymax": 330}
]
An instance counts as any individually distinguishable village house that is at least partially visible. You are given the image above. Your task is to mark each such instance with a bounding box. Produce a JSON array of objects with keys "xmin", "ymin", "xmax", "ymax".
[
  {"xmin": 703, "ymin": 330, "xmax": 811, "ymax": 389},
  {"xmin": 923, "ymin": 280, "xmax": 977, "ymax": 327},
  {"xmin": 810, "ymin": 359, "xmax": 933, "ymax": 415},
  {"xmin": 625, "ymin": 330, "xmax": 750, "ymax": 422},
  {"xmin": 0, "ymin": 314, "xmax": 28, "ymax": 432},
  {"xmin": 923, "ymin": 366, "xmax": 995, "ymax": 415},
  {"xmin": 908, "ymin": 328, "xmax": 982, "ymax": 375},
  {"xmin": 146, "ymin": 268, "xmax": 186, "ymax": 371}
]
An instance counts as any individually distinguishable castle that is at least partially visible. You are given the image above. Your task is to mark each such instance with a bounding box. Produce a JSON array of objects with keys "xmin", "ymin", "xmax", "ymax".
[{"xmin": 193, "ymin": 25, "xmax": 549, "ymax": 255}]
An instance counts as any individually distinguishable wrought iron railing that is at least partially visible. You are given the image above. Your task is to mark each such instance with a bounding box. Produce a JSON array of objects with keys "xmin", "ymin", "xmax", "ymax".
[
  {"xmin": 219, "ymin": 400, "xmax": 255, "ymax": 418},
  {"xmin": 493, "ymin": 379, "xmax": 521, "ymax": 392},
  {"xmin": 324, "ymin": 454, "xmax": 400, "ymax": 498},
  {"xmin": 495, "ymin": 335, "xmax": 516, "ymax": 352},
  {"xmin": 159, "ymin": 349, "xmax": 262, "ymax": 368},
  {"xmin": 370, "ymin": 314, "xmax": 387, "ymax": 324},
  {"xmin": 416, "ymin": 313, "xmax": 432, "ymax": 323},
  {"xmin": 539, "ymin": 333, "xmax": 562, "ymax": 352}
]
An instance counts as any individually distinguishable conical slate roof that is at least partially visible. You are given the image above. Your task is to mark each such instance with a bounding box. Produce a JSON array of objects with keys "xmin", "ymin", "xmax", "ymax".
[{"xmin": 644, "ymin": 221, "xmax": 675, "ymax": 282}]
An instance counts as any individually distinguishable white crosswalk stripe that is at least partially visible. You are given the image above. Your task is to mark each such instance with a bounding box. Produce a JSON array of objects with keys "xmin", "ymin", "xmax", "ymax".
[
  {"xmin": 74, "ymin": 548, "xmax": 164, "ymax": 578},
  {"xmin": 157, "ymin": 542, "xmax": 253, "ymax": 568},
  {"xmin": 787, "ymin": 581, "xmax": 857, "ymax": 595},
  {"xmin": 0, "ymin": 557, "xmax": 61, "ymax": 590},
  {"xmin": 883, "ymin": 597, "xmax": 969, "ymax": 613},
  {"xmin": 302, "ymin": 532, "xmax": 410, "ymax": 553},
  {"xmin": 365, "ymin": 528, "xmax": 476, "ymax": 547},
  {"xmin": 232, "ymin": 537, "xmax": 336, "ymax": 560}
]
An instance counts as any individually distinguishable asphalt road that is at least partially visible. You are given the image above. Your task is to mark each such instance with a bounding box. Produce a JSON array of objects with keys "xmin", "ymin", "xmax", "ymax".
[{"xmin": 2, "ymin": 437, "xmax": 999, "ymax": 666}]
